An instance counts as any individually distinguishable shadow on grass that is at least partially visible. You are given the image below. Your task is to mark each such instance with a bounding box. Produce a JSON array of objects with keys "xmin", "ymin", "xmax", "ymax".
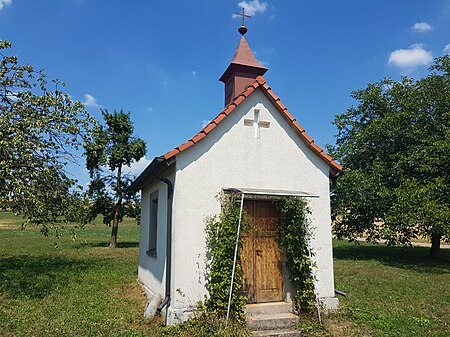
[
  {"xmin": 333, "ymin": 241, "xmax": 450, "ymax": 274},
  {"xmin": 0, "ymin": 255, "xmax": 100, "ymax": 299},
  {"xmin": 73, "ymin": 241, "xmax": 139, "ymax": 249}
]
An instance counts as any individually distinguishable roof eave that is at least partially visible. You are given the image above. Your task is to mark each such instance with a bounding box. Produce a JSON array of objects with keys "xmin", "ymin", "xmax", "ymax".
[{"xmin": 128, "ymin": 156, "xmax": 175, "ymax": 193}]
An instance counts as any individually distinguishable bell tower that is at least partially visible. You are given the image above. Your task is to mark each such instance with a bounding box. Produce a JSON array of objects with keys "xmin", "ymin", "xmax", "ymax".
[{"xmin": 219, "ymin": 8, "xmax": 268, "ymax": 106}]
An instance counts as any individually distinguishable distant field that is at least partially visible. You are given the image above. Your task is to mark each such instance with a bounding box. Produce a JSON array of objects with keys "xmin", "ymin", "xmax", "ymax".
[
  {"xmin": 1, "ymin": 211, "xmax": 449, "ymax": 337},
  {"xmin": 0, "ymin": 211, "xmax": 26, "ymax": 225}
]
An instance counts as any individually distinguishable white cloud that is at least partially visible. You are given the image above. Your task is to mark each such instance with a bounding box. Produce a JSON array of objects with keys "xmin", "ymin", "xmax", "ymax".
[
  {"xmin": 233, "ymin": 0, "xmax": 267, "ymax": 17},
  {"xmin": 444, "ymin": 44, "xmax": 450, "ymax": 55},
  {"xmin": 202, "ymin": 120, "xmax": 209, "ymax": 128},
  {"xmin": 411, "ymin": 22, "xmax": 433, "ymax": 33},
  {"xmin": 125, "ymin": 156, "xmax": 152, "ymax": 176},
  {"xmin": 388, "ymin": 44, "xmax": 432, "ymax": 68},
  {"xmin": 0, "ymin": 0, "xmax": 12, "ymax": 11},
  {"xmin": 82, "ymin": 93, "xmax": 101, "ymax": 108}
]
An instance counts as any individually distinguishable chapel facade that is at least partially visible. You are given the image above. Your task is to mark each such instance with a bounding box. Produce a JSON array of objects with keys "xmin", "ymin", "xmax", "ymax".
[{"xmin": 130, "ymin": 22, "xmax": 342, "ymax": 324}]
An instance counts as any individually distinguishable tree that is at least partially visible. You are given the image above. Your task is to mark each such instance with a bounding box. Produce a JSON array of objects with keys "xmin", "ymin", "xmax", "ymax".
[
  {"xmin": 331, "ymin": 55, "xmax": 450, "ymax": 259},
  {"xmin": 0, "ymin": 39, "xmax": 94, "ymax": 224},
  {"xmin": 84, "ymin": 109, "xmax": 146, "ymax": 248}
]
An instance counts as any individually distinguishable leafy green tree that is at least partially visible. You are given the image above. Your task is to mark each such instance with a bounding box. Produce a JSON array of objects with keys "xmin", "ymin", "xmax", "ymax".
[
  {"xmin": 331, "ymin": 55, "xmax": 450, "ymax": 259},
  {"xmin": 84, "ymin": 109, "xmax": 146, "ymax": 248},
  {"xmin": 0, "ymin": 39, "xmax": 94, "ymax": 225}
]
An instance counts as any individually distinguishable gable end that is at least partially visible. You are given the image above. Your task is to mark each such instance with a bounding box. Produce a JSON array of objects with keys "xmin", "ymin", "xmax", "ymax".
[{"xmin": 162, "ymin": 76, "xmax": 343, "ymax": 175}]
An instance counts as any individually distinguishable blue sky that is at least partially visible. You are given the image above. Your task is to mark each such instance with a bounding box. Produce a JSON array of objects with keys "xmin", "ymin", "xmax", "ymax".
[{"xmin": 1, "ymin": 0, "xmax": 449, "ymax": 186}]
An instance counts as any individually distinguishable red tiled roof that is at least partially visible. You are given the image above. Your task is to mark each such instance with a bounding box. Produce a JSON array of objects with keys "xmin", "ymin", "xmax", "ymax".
[{"xmin": 163, "ymin": 76, "xmax": 343, "ymax": 175}]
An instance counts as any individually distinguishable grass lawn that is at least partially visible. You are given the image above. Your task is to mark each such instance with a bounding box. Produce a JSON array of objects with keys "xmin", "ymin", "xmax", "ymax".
[
  {"xmin": 0, "ymin": 211, "xmax": 158, "ymax": 337},
  {"xmin": 1, "ymin": 210, "xmax": 449, "ymax": 337},
  {"xmin": 333, "ymin": 240, "xmax": 450, "ymax": 337}
]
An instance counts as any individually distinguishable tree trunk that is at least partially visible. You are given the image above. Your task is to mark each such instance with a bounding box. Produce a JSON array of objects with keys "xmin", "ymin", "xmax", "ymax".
[
  {"xmin": 109, "ymin": 205, "xmax": 120, "ymax": 248},
  {"xmin": 110, "ymin": 165, "xmax": 123, "ymax": 248},
  {"xmin": 429, "ymin": 232, "xmax": 441, "ymax": 259}
]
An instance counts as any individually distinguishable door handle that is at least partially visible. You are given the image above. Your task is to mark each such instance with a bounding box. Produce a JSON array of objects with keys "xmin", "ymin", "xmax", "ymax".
[{"xmin": 256, "ymin": 248, "xmax": 263, "ymax": 256}]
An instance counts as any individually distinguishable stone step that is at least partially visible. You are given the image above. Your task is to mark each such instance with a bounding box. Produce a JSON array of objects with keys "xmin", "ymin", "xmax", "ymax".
[
  {"xmin": 246, "ymin": 302, "xmax": 293, "ymax": 317},
  {"xmin": 252, "ymin": 328, "xmax": 300, "ymax": 337},
  {"xmin": 247, "ymin": 313, "xmax": 298, "ymax": 331}
]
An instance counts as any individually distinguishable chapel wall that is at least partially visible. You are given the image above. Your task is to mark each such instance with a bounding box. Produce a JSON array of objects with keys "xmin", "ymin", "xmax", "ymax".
[{"xmin": 138, "ymin": 176, "xmax": 173, "ymax": 299}]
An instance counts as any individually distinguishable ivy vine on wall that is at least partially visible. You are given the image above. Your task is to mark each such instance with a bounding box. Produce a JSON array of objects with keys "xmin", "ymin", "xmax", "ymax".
[
  {"xmin": 204, "ymin": 194, "xmax": 248, "ymax": 322},
  {"xmin": 277, "ymin": 196, "xmax": 316, "ymax": 313}
]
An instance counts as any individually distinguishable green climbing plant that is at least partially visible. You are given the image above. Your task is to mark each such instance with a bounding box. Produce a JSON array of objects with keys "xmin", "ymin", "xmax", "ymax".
[
  {"xmin": 204, "ymin": 194, "xmax": 248, "ymax": 322},
  {"xmin": 277, "ymin": 197, "xmax": 316, "ymax": 313}
]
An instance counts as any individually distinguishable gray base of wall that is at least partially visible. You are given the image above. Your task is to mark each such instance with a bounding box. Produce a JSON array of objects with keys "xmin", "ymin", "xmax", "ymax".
[
  {"xmin": 167, "ymin": 307, "xmax": 197, "ymax": 325},
  {"xmin": 166, "ymin": 298, "xmax": 339, "ymax": 325},
  {"xmin": 318, "ymin": 296, "xmax": 339, "ymax": 311}
]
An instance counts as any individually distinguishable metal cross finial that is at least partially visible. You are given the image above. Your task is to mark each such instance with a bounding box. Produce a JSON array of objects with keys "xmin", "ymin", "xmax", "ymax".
[{"xmin": 235, "ymin": 7, "xmax": 251, "ymax": 27}]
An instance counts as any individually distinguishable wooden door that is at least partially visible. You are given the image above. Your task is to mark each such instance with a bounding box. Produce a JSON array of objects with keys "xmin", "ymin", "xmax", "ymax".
[{"xmin": 241, "ymin": 200, "xmax": 283, "ymax": 303}]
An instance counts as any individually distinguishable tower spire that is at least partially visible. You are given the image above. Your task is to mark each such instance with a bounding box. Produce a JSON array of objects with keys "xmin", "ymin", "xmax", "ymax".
[{"xmin": 219, "ymin": 10, "xmax": 268, "ymax": 106}]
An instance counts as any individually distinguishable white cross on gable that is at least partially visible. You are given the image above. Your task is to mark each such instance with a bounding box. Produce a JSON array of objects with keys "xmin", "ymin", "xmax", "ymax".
[{"xmin": 244, "ymin": 108, "xmax": 270, "ymax": 139}]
